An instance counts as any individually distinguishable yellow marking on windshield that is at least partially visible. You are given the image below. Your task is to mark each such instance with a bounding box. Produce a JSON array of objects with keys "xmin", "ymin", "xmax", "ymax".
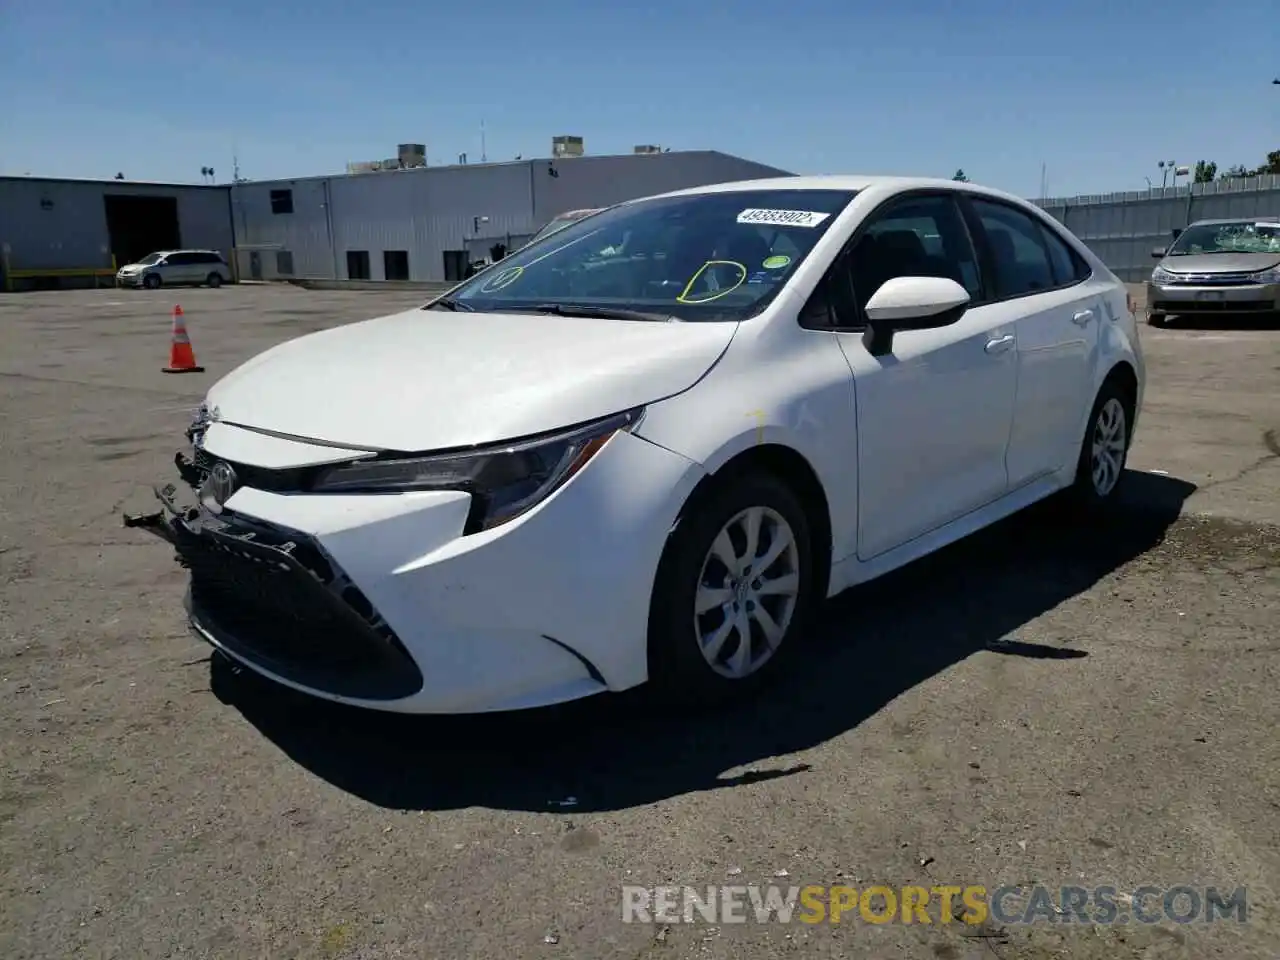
[
  {"xmin": 480, "ymin": 265, "xmax": 524, "ymax": 292},
  {"xmin": 676, "ymin": 260, "xmax": 747, "ymax": 304}
]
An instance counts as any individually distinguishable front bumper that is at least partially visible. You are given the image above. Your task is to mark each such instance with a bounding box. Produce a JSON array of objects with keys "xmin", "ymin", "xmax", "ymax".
[
  {"xmin": 1146, "ymin": 280, "xmax": 1280, "ymax": 316},
  {"xmin": 116, "ymin": 273, "xmax": 143, "ymax": 287},
  {"xmin": 125, "ymin": 428, "xmax": 704, "ymax": 713}
]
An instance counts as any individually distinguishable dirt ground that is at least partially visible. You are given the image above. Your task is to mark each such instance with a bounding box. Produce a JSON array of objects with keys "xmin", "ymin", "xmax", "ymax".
[{"xmin": 1, "ymin": 285, "xmax": 1277, "ymax": 960}]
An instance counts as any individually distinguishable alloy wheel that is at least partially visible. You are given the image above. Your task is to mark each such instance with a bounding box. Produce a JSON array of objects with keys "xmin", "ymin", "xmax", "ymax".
[
  {"xmin": 693, "ymin": 506, "xmax": 801, "ymax": 679},
  {"xmin": 1091, "ymin": 397, "xmax": 1127, "ymax": 497}
]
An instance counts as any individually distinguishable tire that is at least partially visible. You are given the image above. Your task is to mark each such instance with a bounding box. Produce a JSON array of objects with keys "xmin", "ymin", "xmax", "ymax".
[
  {"xmin": 206, "ymin": 273, "xmax": 222, "ymax": 288},
  {"xmin": 1146, "ymin": 312, "xmax": 1167, "ymax": 327},
  {"xmin": 1066, "ymin": 378, "xmax": 1135, "ymax": 510},
  {"xmin": 143, "ymin": 273, "xmax": 161, "ymax": 289},
  {"xmin": 647, "ymin": 471, "xmax": 817, "ymax": 708}
]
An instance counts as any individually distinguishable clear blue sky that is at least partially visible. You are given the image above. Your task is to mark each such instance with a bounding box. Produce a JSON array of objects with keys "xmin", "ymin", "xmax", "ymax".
[{"xmin": 2, "ymin": 0, "xmax": 1276, "ymax": 199}]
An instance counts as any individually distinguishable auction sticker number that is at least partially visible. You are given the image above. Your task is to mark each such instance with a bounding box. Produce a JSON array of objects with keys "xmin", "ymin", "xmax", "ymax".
[{"xmin": 737, "ymin": 208, "xmax": 830, "ymax": 228}]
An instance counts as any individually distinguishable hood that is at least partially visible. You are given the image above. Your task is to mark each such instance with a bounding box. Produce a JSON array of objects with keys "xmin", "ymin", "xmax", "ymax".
[
  {"xmin": 206, "ymin": 308, "xmax": 737, "ymax": 451},
  {"xmin": 1160, "ymin": 252, "xmax": 1280, "ymax": 273}
]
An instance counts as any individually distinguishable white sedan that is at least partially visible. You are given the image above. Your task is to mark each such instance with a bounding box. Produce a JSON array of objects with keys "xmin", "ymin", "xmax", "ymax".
[{"xmin": 127, "ymin": 175, "xmax": 1145, "ymax": 714}]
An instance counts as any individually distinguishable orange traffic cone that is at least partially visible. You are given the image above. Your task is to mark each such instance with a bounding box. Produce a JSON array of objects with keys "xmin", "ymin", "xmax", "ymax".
[{"xmin": 162, "ymin": 305, "xmax": 205, "ymax": 374}]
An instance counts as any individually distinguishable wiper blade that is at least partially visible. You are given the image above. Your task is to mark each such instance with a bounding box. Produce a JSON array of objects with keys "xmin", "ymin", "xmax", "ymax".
[
  {"xmin": 426, "ymin": 297, "xmax": 475, "ymax": 312},
  {"xmin": 516, "ymin": 303, "xmax": 675, "ymax": 322}
]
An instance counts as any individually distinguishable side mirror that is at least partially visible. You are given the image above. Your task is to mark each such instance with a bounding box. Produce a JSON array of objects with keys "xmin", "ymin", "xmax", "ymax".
[
  {"xmin": 1151, "ymin": 247, "xmax": 1167, "ymax": 259},
  {"xmin": 862, "ymin": 276, "xmax": 970, "ymax": 357}
]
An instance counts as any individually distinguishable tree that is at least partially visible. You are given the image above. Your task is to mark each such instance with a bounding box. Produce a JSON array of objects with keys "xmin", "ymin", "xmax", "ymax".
[
  {"xmin": 1219, "ymin": 149, "xmax": 1279, "ymax": 179},
  {"xmin": 952, "ymin": 169, "xmax": 969, "ymax": 182},
  {"xmin": 1193, "ymin": 160, "xmax": 1216, "ymax": 183}
]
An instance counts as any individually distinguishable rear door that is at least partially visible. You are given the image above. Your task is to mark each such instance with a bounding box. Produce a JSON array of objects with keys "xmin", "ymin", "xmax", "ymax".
[{"xmin": 963, "ymin": 198, "xmax": 1100, "ymax": 487}]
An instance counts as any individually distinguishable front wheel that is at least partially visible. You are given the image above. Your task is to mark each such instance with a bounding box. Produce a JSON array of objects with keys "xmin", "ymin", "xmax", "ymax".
[
  {"xmin": 647, "ymin": 472, "xmax": 817, "ymax": 707},
  {"xmin": 1067, "ymin": 379, "xmax": 1134, "ymax": 509},
  {"xmin": 143, "ymin": 273, "xmax": 161, "ymax": 289}
]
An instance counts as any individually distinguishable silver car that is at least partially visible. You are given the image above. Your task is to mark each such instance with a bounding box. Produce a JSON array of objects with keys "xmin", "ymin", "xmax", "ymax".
[
  {"xmin": 117, "ymin": 250, "xmax": 232, "ymax": 289},
  {"xmin": 1145, "ymin": 217, "xmax": 1280, "ymax": 326}
]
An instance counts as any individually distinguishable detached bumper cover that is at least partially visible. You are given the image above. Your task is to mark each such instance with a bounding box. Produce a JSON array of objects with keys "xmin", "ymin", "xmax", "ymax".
[{"xmin": 125, "ymin": 464, "xmax": 425, "ymax": 701}]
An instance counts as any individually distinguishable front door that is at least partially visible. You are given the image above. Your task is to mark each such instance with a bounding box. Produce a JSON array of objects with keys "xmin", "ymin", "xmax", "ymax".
[
  {"xmin": 832, "ymin": 192, "xmax": 1018, "ymax": 560},
  {"xmin": 965, "ymin": 198, "xmax": 1100, "ymax": 487}
]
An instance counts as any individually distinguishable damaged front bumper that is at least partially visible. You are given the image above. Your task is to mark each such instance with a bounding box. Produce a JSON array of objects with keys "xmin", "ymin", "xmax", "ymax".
[{"xmin": 122, "ymin": 451, "xmax": 426, "ymax": 702}]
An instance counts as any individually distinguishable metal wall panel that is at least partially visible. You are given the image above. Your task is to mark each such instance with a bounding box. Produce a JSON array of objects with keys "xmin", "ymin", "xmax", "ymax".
[
  {"xmin": 530, "ymin": 151, "xmax": 793, "ymax": 227},
  {"xmin": 330, "ymin": 164, "xmax": 534, "ymax": 281},
  {"xmin": 231, "ymin": 152, "xmax": 795, "ymax": 282},
  {"xmin": 229, "ymin": 179, "xmax": 334, "ymax": 279},
  {"xmin": 1034, "ymin": 174, "xmax": 1280, "ymax": 281},
  {"xmin": 0, "ymin": 178, "xmax": 232, "ymax": 270}
]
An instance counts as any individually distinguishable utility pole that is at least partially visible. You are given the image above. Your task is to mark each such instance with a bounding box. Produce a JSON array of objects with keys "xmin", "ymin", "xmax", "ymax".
[{"xmin": 481, "ymin": 121, "xmax": 487, "ymax": 163}]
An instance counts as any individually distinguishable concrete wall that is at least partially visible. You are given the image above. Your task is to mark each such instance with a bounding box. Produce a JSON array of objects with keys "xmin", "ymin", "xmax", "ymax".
[
  {"xmin": 1034, "ymin": 174, "xmax": 1280, "ymax": 282},
  {"xmin": 229, "ymin": 151, "xmax": 795, "ymax": 282},
  {"xmin": 0, "ymin": 177, "xmax": 233, "ymax": 272}
]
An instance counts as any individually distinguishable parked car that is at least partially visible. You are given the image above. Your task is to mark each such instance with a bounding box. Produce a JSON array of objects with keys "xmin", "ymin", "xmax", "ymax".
[
  {"xmin": 524, "ymin": 207, "xmax": 605, "ymax": 247},
  {"xmin": 116, "ymin": 250, "xmax": 232, "ymax": 289},
  {"xmin": 126, "ymin": 175, "xmax": 1144, "ymax": 715},
  {"xmin": 1146, "ymin": 217, "xmax": 1280, "ymax": 326}
]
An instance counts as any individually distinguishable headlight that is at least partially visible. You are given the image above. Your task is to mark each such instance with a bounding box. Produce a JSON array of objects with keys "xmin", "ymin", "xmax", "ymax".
[
  {"xmin": 312, "ymin": 408, "xmax": 644, "ymax": 532},
  {"xmin": 1249, "ymin": 265, "xmax": 1280, "ymax": 284},
  {"xmin": 1150, "ymin": 266, "xmax": 1176, "ymax": 284}
]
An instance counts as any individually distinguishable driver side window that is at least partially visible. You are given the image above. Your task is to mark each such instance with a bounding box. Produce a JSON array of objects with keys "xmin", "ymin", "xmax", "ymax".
[{"xmin": 850, "ymin": 195, "xmax": 983, "ymax": 313}]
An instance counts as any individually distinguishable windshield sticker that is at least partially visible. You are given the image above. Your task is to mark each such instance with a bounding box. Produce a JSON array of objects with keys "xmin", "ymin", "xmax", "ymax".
[
  {"xmin": 762, "ymin": 254, "xmax": 791, "ymax": 269},
  {"xmin": 479, "ymin": 265, "xmax": 524, "ymax": 293},
  {"xmin": 677, "ymin": 260, "xmax": 747, "ymax": 304},
  {"xmin": 747, "ymin": 271, "xmax": 771, "ymax": 284},
  {"xmin": 737, "ymin": 208, "xmax": 830, "ymax": 228}
]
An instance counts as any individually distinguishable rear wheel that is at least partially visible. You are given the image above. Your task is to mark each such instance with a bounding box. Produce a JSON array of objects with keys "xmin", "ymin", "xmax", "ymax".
[
  {"xmin": 647, "ymin": 472, "xmax": 816, "ymax": 707},
  {"xmin": 206, "ymin": 273, "xmax": 222, "ymax": 288},
  {"xmin": 1067, "ymin": 378, "xmax": 1134, "ymax": 509}
]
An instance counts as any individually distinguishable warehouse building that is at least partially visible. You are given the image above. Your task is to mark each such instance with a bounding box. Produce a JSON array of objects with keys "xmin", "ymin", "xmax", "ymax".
[
  {"xmin": 1, "ymin": 147, "xmax": 792, "ymax": 290},
  {"xmin": 0, "ymin": 176, "xmax": 233, "ymax": 290},
  {"xmin": 228, "ymin": 148, "xmax": 793, "ymax": 283}
]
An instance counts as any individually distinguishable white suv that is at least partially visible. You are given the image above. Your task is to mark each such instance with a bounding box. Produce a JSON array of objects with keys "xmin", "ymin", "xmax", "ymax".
[{"xmin": 117, "ymin": 250, "xmax": 232, "ymax": 289}]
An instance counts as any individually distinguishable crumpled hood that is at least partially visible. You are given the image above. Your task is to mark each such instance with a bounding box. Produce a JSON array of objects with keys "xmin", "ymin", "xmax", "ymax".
[{"xmin": 206, "ymin": 308, "xmax": 737, "ymax": 452}]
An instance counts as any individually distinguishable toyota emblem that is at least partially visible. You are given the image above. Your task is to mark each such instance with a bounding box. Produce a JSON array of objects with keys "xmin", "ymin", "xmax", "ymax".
[{"xmin": 202, "ymin": 460, "xmax": 239, "ymax": 512}]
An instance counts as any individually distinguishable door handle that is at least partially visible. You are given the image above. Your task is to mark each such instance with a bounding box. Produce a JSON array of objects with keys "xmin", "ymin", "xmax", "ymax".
[
  {"xmin": 985, "ymin": 334, "xmax": 1015, "ymax": 355},
  {"xmin": 1072, "ymin": 309, "xmax": 1095, "ymax": 326}
]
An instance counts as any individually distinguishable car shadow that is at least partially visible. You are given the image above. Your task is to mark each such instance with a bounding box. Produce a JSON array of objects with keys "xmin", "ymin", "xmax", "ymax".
[
  {"xmin": 210, "ymin": 470, "xmax": 1197, "ymax": 813},
  {"xmin": 1164, "ymin": 313, "xmax": 1280, "ymax": 331}
]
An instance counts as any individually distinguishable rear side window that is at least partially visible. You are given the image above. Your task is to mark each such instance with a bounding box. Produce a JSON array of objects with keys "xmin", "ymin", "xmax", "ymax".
[
  {"xmin": 1038, "ymin": 224, "xmax": 1091, "ymax": 286},
  {"xmin": 166, "ymin": 253, "xmax": 192, "ymax": 265},
  {"xmin": 969, "ymin": 199, "xmax": 1055, "ymax": 298}
]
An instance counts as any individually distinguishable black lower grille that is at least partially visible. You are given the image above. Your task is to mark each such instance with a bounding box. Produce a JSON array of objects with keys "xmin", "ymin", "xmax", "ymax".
[
  {"xmin": 1152, "ymin": 299, "xmax": 1275, "ymax": 313},
  {"xmin": 174, "ymin": 510, "xmax": 423, "ymax": 701}
]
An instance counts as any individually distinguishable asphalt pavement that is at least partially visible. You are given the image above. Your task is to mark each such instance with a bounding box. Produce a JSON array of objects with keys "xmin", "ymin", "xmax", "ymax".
[{"xmin": 1, "ymin": 285, "xmax": 1277, "ymax": 959}]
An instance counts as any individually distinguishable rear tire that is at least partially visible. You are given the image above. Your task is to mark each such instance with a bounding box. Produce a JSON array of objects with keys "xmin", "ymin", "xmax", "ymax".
[
  {"xmin": 143, "ymin": 273, "xmax": 161, "ymax": 289},
  {"xmin": 1066, "ymin": 378, "xmax": 1134, "ymax": 510},
  {"xmin": 206, "ymin": 273, "xmax": 222, "ymax": 288},
  {"xmin": 647, "ymin": 471, "xmax": 817, "ymax": 708}
]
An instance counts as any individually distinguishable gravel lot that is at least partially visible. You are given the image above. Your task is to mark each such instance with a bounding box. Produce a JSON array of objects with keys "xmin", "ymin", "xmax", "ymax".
[{"xmin": 1, "ymin": 285, "xmax": 1277, "ymax": 960}]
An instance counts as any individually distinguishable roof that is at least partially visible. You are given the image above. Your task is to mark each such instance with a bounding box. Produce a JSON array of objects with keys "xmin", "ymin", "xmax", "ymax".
[
  {"xmin": 648, "ymin": 174, "xmax": 1037, "ymax": 208},
  {"xmin": 0, "ymin": 175, "xmax": 226, "ymax": 189},
  {"xmin": 1188, "ymin": 215, "xmax": 1280, "ymax": 226}
]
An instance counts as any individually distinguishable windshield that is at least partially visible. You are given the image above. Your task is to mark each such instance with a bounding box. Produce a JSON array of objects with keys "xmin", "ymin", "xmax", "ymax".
[
  {"xmin": 441, "ymin": 188, "xmax": 858, "ymax": 322},
  {"xmin": 136, "ymin": 253, "xmax": 163, "ymax": 265},
  {"xmin": 528, "ymin": 212, "xmax": 596, "ymax": 246},
  {"xmin": 1167, "ymin": 221, "xmax": 1280, "ymax": 256}
]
